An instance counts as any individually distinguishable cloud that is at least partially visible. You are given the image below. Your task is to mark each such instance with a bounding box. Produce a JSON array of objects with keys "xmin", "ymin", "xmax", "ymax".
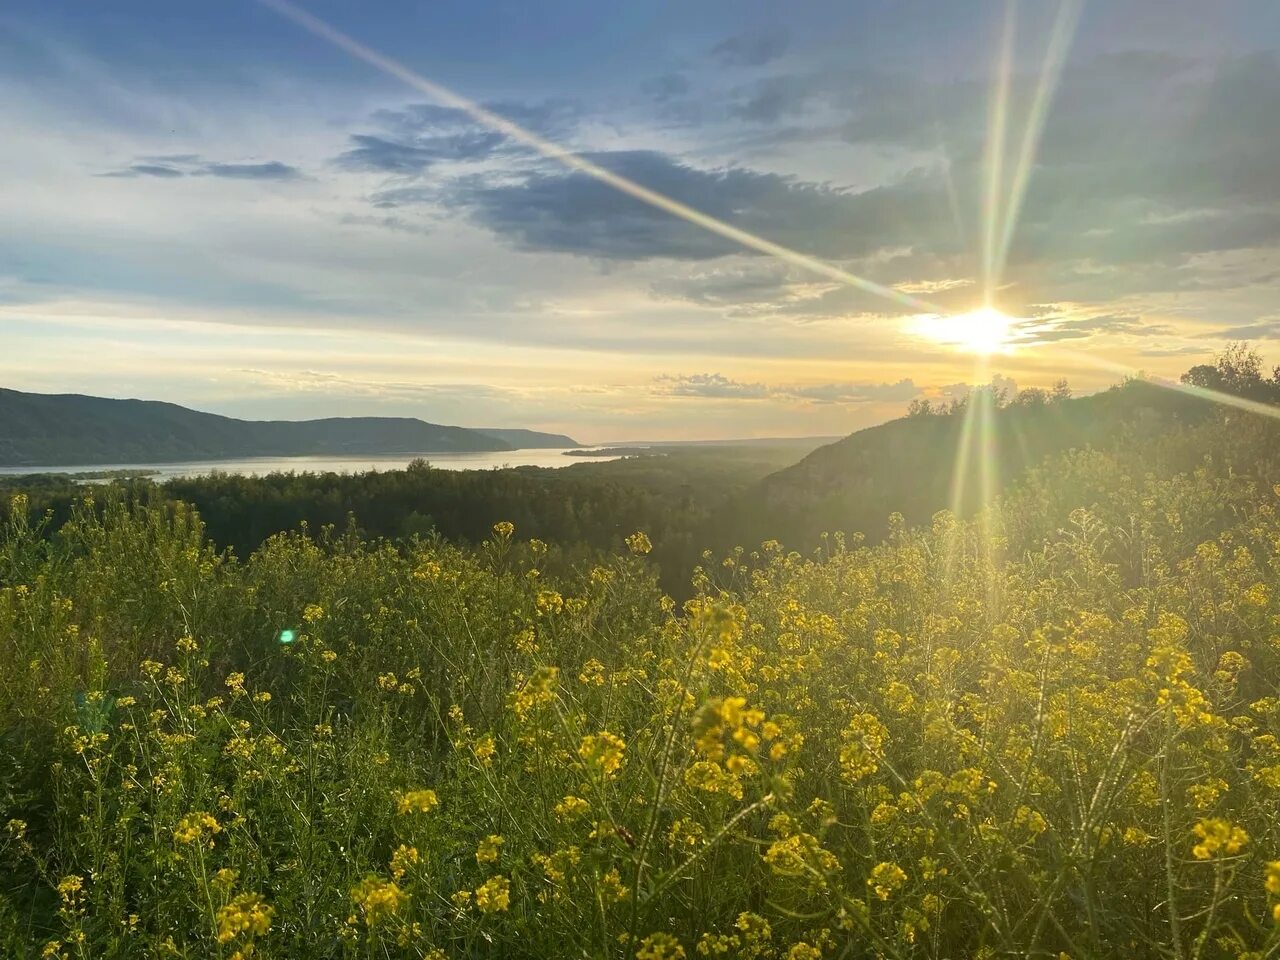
[
  {"xmin": 643, "ymin": 72, "xmax": 690, "ymax": 102},
  {"xmin": 440, "ymin": 149, "xmax": 947, "ymax": 262},
  {"xmin": 1200, "ymin": 317, "xmax": 1280, "ymax": 340},
  {"xmin": 1022, "ymin": 312, "xmax": 1175, "ymax": 343},
  {"xmin": 99, "ymin": 156, "xmax": 302, "ymax": 181},
  {"xmin": 335, "ymin": 99, "xmax": 580, "ymax": 174},
  {"xmin": 711, "ymin": 27, "xmax": 789, "ymax": 67},
  {"xmin": 336, "ymin": 131, "xmax": 507, "ymax": 174},
  {"xmin": 655, "ymin": 373, "xmax": 920, "ymax": 404},
  {"xmin": 730, "ymin": 75, "xmax": 823, "ymax": 123},
  {"xmin": 100, "ymin": 163, "xmax": 184, "ymax": 179},
  {"xmin": 197, "ymin": 161, "xmax": 301, "ymax": 181}
]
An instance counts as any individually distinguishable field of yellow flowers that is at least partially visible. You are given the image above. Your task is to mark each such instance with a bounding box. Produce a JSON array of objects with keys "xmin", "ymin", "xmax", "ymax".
[{"xmin": 3, "ymin": 447, "xmax": 1280, "ymax": 958}]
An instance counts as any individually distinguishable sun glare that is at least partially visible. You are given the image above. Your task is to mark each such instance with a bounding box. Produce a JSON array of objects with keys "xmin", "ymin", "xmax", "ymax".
[{"xmin": 912, "ymin": 306, "xmax": 1017, "ymax": 355}]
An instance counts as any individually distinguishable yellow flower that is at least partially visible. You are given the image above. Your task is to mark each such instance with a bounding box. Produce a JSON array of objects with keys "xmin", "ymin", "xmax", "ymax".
[
  {"xmin": 474, "ymin": 875, "xmax": 511, "ymax": 913},
  {"xmin": 554, "ymin": 795, "xmax": 590, "ymax": 821},
  {"xmin": 173, "ymin": 812, "xmax": 221, "ymax": 847},
  {"xmin": 625, "ymin": 531, "xmax": 652, "ymax": 555},
  {"xmin": 493, "ymin": 521, "xmax": 515, "ymax": 538},
  {"xmin": 396, "ymin": 789, "xmax": 439, "ymax": 815},
  {"xmin": 599, "ymin": 868, "xmax": 630, "ymax": 904},
  {"xmin": 302, "ymin": 603, "xmax": 325, "ymax": 623},
  {"xmin": 476, "ymin": 834, "xmax": 504, "ymax": 865},
  {"xmin": 1191, "ymin": 818, "xmax": 1248, "ymax": 859},
  {"xmin": 390, "ymin": 845, "xmax": 420, "ymax": 879},
  {"xmin": 579, "ymin": 731, "xmax": 626, "ymax": 777},
  {"xmin": 351, "ymin": 876, "xmax": 408, "ymax": 927},
  {"xmin": 867, "ymin": 861, "xmax": 908, "ymax": 900},
  {"xmin": 56, "ymin": 875, "xmax": 84, "ymax": 904},
  {"xmin": 636, "ymin": 932, "xmax": 685, "ymax": 960},
  {"xmin": 215, "ymin": 893, "xmax": 274, "ymax": 944},
  {"xmin": 473, "ymin": 734, "xmax": 497, "ymax": 767}
]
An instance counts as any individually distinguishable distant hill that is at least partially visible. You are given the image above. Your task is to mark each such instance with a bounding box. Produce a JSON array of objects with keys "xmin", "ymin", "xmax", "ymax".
[
  {"xmin": 0, "ymin": 389, "xmax": 578, "ymax": 466},
  {"xmin": 711, "ymin": 379, "xmax": 1222, "ymax": 550},
  {"xmin": 476, "ymin": 428, "xmax": 580, "ymax": 449}
]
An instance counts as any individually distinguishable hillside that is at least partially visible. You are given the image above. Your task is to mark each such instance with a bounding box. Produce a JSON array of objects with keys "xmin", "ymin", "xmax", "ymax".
[
  {"xmin": 476, "ymin": 428, "xmax": 580, "ymax": 449},
  {"xmin": 713, "ymin": 378, "xmax": 1223, "ymax": 549},
  {"xmin": 0, "ymin": 389, "xmax": 578, "ymax": 466}
]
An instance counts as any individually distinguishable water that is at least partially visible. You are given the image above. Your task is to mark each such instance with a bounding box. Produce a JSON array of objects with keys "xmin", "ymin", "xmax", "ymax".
[{"xmin": 0, "ymin": 448, "xmax": 620, "ymax": 480}]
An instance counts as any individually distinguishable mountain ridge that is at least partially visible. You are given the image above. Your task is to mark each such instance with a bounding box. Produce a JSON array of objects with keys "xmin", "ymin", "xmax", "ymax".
[{"xmin": 0, "ymin": 388, "xmax": 579, "ymax": 466}]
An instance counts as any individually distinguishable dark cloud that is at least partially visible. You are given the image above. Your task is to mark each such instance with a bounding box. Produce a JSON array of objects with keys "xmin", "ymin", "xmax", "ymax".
[
  {"xmin": 337, "ymin": 132, "xmax": 506, "ymax": 174},
  {"xmin": 656, "ymin": 373, "xmax": 919, "ymax": 404},
  {"xmin": 99, "ymin": 163, "xmax": 185, "ymax": 179},
  {"xmin": 1201, "ymin": 318, "xmax": 1280, "ymax": 340},
  {"xmin": 1022, "ymin": 313, "xmax": 1175, "ymax": 343},
  {"xmin": 336, "ymin": 99, "xmax": 580, "ymax": 174},
  {"xmin": 99, "ymin": 156, "xmax": 301, "ymax": 181},
  {"xmin": 711, "ymin": 27, "xmax": 789, "ymax": 67},
  {"xmin": 197, "ymin": 161, "xmax": 301, "ymax": 181},
  {"xmin": 438, "ymin": 149, "xmax": 948, "ymax": 262}
]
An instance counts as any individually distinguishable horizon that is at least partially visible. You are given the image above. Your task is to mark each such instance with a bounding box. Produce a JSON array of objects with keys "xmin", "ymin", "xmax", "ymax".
[{"xmin": 4, "ymin": 0, "xmax": 1279, "ymax": 441}]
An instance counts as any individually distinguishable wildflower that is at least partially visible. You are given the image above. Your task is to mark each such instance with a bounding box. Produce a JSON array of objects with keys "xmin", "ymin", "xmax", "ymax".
[
  {"xmin": 5, "ymin": 819, "xmax": 27, "ymax": 839},
  {"xmin": 786, "ymin": 944, "xmax": 822, "ymax": 960},
  {"xmin": 215, "ymin": 893, "xmax": 274, "ymax": 944},
  {"xmin": 1192, "ymin": 818, "xmax": 1248, "ymax": 859},
  {"xmin": 493, "ymin": 521, "xmax": 515, "ymax": 538},
  {"xmin": 351, "ymin": 876, "xmax": 407, "ymax": 927},
  {"xmin": 635, "ymin": 932, "xmax": 685, "ymax": 960},
  {"xmin": 764, "ymin": 833, "xmax": 840, "ymax": 887},
  {"xmin": 473, "ymin": 734, "xmax": 497, "ymax": 767},
  {"xmin": 839, "ymin": 712, "xmax": 887, "ymax": 783},
  {"xmin": 626, "ymin": 532, "xmax": 652, "ymax": 556},
  {"xmin": 554, "ymin": 795, "xmax": 590, "ymax": 821},
  {"xmin": 225, "ymin": 673, "xmax": 246, "ymax": 696},
  {"xmin": 1267, "ymin": 862, "xmax": 1280, "ymax": 921},
  {"xmin": 476, "ymin": 834, "xmax": 504, "ymax": 864},
  {"xmin": 390, "ymin": 845, "xmax": 419, "ymax": 879},
  {"xmin": 173, "ymin": 812, "xmax": 221, "ymax": 847},
  {"xmin": 868, "ymin": 861, "xmax": 908, "ymax": 900},
  {"xmin": 175, "ymin": 635, "xmax": 198, "ymax": 653},
  {"xmin": 303, "ymin": 604, "xmax": 325, "ymax": 623},
  {"xmin": 579, "ymin": 731, "xmax": 626, "ymax": 777},
  {"xmin": 56, "ymin": 875, "xmax": 84, "ymax": 904},
  {"xmin": 578, "ymin": 658, "xmax": 607, "ymax": 686},
  {"xmin": 474, "ymin": 875, "xmax": 510, "ymax": 913},
  {"xmin": 320, "ymin": 649, "xmax": 338, "ymax": 663},
  {"xmin": 599, "ymin": 868, "xmax": 630, "ymax": 904},
  {"xmin": 396, "ymin": 789, "xmax": 439, "ymax": 815},
  {"xmin": 212, "ymin": 869, "xmax": 239, "ymax": 891}
]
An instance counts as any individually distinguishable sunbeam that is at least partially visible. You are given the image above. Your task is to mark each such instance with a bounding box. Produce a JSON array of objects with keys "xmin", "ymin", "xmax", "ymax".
[
  {"xmin": 981, "ymin": 0, "xmax": 1017, "ymax": 302},
  {"xmin": 257, "ymin": 0, "xmax": 940, "ymax": 317},
  {"xmin": 993, "ymin": 0, "xmax": 1083, "ymax": 289}
]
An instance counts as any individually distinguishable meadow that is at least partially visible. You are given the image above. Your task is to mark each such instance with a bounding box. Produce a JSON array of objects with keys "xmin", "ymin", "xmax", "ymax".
[{"xmin": 3, "ymin": 399, "xmax": 1280, "ymax": 958}]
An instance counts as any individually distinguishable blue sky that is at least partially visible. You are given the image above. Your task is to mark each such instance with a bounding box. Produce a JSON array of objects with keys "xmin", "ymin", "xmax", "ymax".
[{"xmin": 3, "ymin": 0, "xmax": 1278, "ymax": 440}]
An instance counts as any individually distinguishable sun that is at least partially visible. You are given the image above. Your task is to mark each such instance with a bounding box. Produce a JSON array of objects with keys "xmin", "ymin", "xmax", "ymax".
[{"xmin": 911, "ymin": 306, "xmax": 1017, "ymax": 355}]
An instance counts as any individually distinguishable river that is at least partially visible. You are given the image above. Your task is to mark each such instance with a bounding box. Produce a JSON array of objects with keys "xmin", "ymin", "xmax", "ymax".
[{"xmin": 0, "ymin": 448, "xmax": 621, "ymax": 480}]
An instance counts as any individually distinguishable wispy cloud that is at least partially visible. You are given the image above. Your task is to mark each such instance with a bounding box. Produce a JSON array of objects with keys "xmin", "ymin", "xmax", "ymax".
[{"xmin": 656, "ymin": 373, "xmax": 920, "ymax": 404}]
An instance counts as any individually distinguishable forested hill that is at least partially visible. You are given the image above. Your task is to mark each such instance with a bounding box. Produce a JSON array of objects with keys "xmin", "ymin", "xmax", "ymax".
[
  {"xmin": 476, "ymin": 428, "xmax": 581, "ymax": 449},
  {"xmin": 711, "ymin": 377, "xmax": 1227, "ymax": 550},
  {"xmin": 0, "ymin": 388, "xmax": 578, "ymax": 466}
]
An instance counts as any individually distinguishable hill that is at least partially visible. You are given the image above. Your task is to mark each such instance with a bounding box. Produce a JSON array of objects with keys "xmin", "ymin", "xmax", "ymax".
[
  {"xmin": 712, "ymin": 377, "xmax": 1224, "ymax": 550},
  {"xmin": 0, "ymin": 388, "xmax": 578, "ymax": 466},
  {"xmin": 475, "ymin": 428, "xmax": 581, "ymax": 449}
]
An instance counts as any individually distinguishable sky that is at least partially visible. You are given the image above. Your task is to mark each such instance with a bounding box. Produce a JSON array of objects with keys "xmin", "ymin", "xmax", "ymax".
[{"xmin": 2, "ymin": 0, "xmax": 1279, "ymax": 442}]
